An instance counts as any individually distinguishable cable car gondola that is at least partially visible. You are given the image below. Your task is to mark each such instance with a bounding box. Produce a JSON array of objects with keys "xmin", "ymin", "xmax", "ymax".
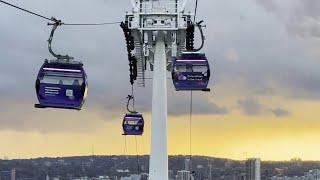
[
  {"xmin": 35, "ymin": 18, "xmax": 88, "ymax": 110},
  {"xmin": 122, "ymin": 94, "xmax": 144, "ymax": 136},
  {"xmin": 122, "ymin": 113, "xmax": 144, "ymax": 136},
  {"xmin": 172, "ymin": 52, "xmax": 211, "ymax": 91},
  {"xmin": 35, "ymin": 60, "xmax": 88, "ymax": 110}
]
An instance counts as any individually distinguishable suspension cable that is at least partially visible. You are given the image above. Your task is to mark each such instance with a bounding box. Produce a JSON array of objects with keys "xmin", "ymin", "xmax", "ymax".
[
  {"xmin": 124, "ymin": 136, "xmax": 128, "ymax": 156},
  {"xmin": 194, "ymin": 0, "xmax": 199, "ymax": 22},
  {"xmin": 135, "ymin": 136, "xmax": 140, "ymax": 176},
  {"xmin": 62, "ymin": 22, "xmax": 122, "ymax": 26},
  {"xmin": 132, "ymin": 85, "xmax": 135, "ymax": 112},
  {"xmin": 0, "ymin": 0, "xmax": 121, "ymax": 26},
  {"xmin": 189, "ymin": 91, "xmax": 193, "ymax": 172}
]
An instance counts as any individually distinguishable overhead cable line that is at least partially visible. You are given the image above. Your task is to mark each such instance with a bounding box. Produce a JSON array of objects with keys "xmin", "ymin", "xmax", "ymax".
[
  {"xmin": 0, "ymin": 0, "xmax": 53, "ymax": 22},
  {"xmin": 62, "ymin": 22, "xmax": 121, "ymax": 26},
  {"xmin": 0, "ymin": 0, "xmax": 121, "ymax": 26}
]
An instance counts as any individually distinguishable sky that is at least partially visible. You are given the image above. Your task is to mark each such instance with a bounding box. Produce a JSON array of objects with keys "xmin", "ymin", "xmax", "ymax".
[{"xmin": 0, "ymin": 0, "xmax": 320, "ymax": 161}]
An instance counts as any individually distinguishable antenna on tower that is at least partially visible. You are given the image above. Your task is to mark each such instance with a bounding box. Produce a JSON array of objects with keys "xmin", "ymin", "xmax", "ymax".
[
  {"xmin": 180, "ymin": 0, "xmax": 189, "ymax": 12},
  {"xmin": 130, "ymin": 0, "xmax": 139, "ymax": 11},
  {"xmin": 91, "ymin": 144, "xmax": 95, "ymax": 157}
]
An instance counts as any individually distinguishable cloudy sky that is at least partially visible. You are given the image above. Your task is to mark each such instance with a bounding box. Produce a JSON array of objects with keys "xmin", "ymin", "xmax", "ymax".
[{"xmin": 0, "ymin": 0, "xmax": 320, "ymax": 161}]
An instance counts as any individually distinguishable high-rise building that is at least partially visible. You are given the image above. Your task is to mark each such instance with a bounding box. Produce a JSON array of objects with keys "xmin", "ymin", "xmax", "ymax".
[
  {"xmin": 10, "ymin": 168, "xmax": 15, "ymax": 180},
  {"xmin": 237, "ymin": 173, "xmax": 247, "ymax": 180},
  {"xmin": 208, "ymin": 163, "xmax": 212, "ymax": 180},
  {"xmin": 246, "ymin": 158, "xmax": 261, "ymax": 180},
  {"xmin": 177, "ymin": 170, "xmax": 191, "ymax": 180},
  {"xmin": 185, "ymin": 158, "xmax": 191, "ymax": 171}
]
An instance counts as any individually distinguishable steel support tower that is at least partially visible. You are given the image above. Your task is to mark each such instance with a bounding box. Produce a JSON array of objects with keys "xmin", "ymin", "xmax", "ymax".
[{"xmin": 125, "ymin": 0, "xmax": 192, "ymax": 179}]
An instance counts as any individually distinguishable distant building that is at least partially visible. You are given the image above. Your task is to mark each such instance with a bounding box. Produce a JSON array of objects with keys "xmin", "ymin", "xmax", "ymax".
[
  {"xmin": 110, "ymin": 176, "xmax": 118, "ymax": 180},
  {"xmin": 177, "ymin": 170, "xmax": 191, "ymax": 180},
  {"xmin": 208, "ymin": 163, "xmax": 212, "ymax": 180},
  {"xmin": 0, "ymin": 171, "xmax": 10, "ymax": 180},
  {"xmin": 185, "ymin": 158, "xmax": 191, "ymax": 171},
  {"xmin": 168, "ymin": 170, "xmax": 175, "ymax": 180},
  {"xmin": 237, "ymin": 173, "xmax": 247, "ymax": 180},
  {"xmin": 10, "ymin": 168, "xmax": 15, "ymax": 180},
  {"xmin": 130, "ymin": 174, "xmax": 140, "ymax": 180},
  {"xmin": 120, "ymin": 177, "xmax": 130, "ymax": 180},
  {"xmin": 271, "ymin": 169, "xmax": 320, "ymax": 180},
  {"xmin": 246, "ymin": 158, "xmax": 261, "ymax": 180},
  {"xmin": 140, "ymin": 173, "xmax": 148, "ymax": 180},
  {"xmin": 0, "ymin": 168, "xmax": 15, "ymax": 180},
  {"xmin": 119, "ymin": 174, "xmax": 140, "ymax": 180},
  {"xmin": 96, "ymin": 176, "xmax": 111, "ymax": 180}
]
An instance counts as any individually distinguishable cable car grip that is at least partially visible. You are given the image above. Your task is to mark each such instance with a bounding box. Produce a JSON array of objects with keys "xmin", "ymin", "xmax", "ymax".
[
  {"xmin": 47, "ymin": 17, "xmax": 74, "ymax": 61},
  {"xmin": 126, "ymin": 94, "xmax": 138, "ymax": 114}
]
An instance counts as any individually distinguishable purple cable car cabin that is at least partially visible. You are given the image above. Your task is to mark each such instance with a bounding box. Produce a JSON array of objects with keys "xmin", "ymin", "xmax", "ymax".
[
  {"xmin": 172, "ymin": 52, "xmax": 211, "ymax": 91},
  {"xmin": 122, "ymin": 114, "xmax": 144, "ymax": 136},
  {"xmin": 35, "ymin": 60, "xmax": 88, "ymax": 110}
]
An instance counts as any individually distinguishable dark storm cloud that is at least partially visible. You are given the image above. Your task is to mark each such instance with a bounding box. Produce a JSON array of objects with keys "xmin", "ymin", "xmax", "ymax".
[
  {"xmin": 123, "ymin": 82, "xmax": 228, "ymax": 117},
  {"xmin": 254, "ymin": 0, "xmax": 278, "ymax": 12},
  {"xmin": 0, "ymin": 101, "xmax": 109, "ymax": 133},
  {"xmin": 167, "ymin": 94, "xmax": 228, "ymax": 116},
  {"xmin": 288, "ymin": 0, "xmax": 320, "ymax": 39},
  {"xmin": 293, "ymin": 0, "xmax": 320, "ymax": 19},
  {"xmin": 256, "ymin": 0, "xmax": 320, "ymax": 38},
  {"xmin": 238, "ymin": 97, "xmax": 262, "ymax": 116},
  {"xmin": 210, "ymin": 0, "xmax": 320, "ymax": 100},
  {"xmin": 271, "ymin": 108, "xmax": 292, "ymax": 117},
  {"xmin": 238, "ymin": 98, "xmax": 292, "ymax": 117},
  {"xmin": 254, "ymin": 0, "xmax": 320, "ymax": 96}
]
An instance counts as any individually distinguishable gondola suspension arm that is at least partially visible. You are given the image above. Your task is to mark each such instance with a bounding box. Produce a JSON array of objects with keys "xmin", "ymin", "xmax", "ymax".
[
  {"xmin": 130, "ymin": 0, "xmax": 139, "ymax": 12},
  {"xmin": 196, "ymin": 21, "xmax": 205, "ymax": 51},
  {"xmin": 47, "ymin": 18, "xmax": 74, "ymax": 61},
  {"xmin": 192, "ymin": 21, "xmax": 206, "ymax": 52},
  {"xmin": 126, "ymin": 86, "xmax": 138, "ymax": 114}
]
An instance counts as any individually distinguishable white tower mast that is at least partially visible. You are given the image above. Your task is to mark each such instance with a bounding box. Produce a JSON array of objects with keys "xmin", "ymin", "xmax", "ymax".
[
  {"xmin": 124, "ymin": 0, "xmax": 192, "ymax": 179},
  {"xmin": 150, "ymin": 33, "xmax": 168, "ymax": 179}
]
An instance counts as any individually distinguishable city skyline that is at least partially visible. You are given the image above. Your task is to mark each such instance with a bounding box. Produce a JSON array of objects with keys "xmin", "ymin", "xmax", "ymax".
[
  {"xmin": 0, "ymin": 0, "xmax": 320, "ymax": 161},
  {"xmin": 1, "ymin": 156, "xmax": 319, "ymax": 179}
]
